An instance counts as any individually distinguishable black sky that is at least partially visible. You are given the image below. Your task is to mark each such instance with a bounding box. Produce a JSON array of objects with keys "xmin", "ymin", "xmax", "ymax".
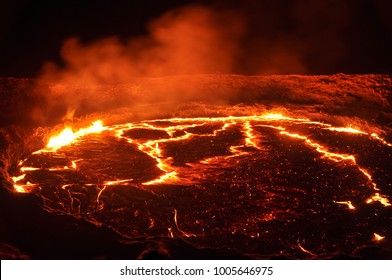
[{"xmin": 0, "ymin": 0, "xmax": 391, "ymax": 77}]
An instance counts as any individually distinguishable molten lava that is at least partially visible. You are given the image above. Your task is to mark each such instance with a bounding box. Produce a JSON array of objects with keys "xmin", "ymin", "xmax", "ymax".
[
  {"xmin": 43, "ymin": 120, "xmax": 105, "ymax": 152},
  {"xmin": 373, "ymin": 233, "xmax": 386, "ymax": 242},
  {"xmin": 10, "ymin": 111, "xmax": 392, "ymax": 257}
]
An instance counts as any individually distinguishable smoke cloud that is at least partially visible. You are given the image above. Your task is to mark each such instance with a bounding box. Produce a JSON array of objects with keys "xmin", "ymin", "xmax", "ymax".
[
  {"xmin": 40, "ymin": 6, "xmax": 244, "ymax": 84},
  {"xmin": 32, "ymin": 5, "xmax": 247, "ymax": 123},
  {"xmin": 30, "ymin": 2, "xmax": 367, "ymax": 125}
]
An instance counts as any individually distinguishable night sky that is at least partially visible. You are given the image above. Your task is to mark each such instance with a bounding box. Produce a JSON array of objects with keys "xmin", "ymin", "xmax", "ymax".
[{"xmin": 1, "ymin": 0, "xmax": 391, "ymax": 77}]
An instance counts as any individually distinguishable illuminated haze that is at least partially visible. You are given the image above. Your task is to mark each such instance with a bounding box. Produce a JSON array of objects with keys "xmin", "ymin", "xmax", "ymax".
[
  {"xmin": 28, "ymin": 3, "xmax": 390, "ymax": 127},
  {"xmin": 39, "ymin": 6, "xmax": 244, "ymax": 83}
]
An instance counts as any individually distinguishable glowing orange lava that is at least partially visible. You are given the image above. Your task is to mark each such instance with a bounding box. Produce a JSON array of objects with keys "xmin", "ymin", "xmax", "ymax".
[
  {"xmin": 42, "ymin": 120, "xmax": 105, "ymax": 152},
  {"xmin": 13, "ymin": 112, "xmax": 391, "ymax": 214},
  {"xmin": 373, "ymin": 233, "xmax": 385, "ymax": 242},
  {"xmin": 366, "ymin": 193, "xmax": 391, "ymax": 207},
  {"xmin": 371, "ymin": 133, "xmax": 392, "ymax": 146},
  {"xmin": 298, "ymin": 242, "xmax": 316, "ymax": 256},
  {"xmin": 326, "ymin": 127, "xmax": 367, "ymax": 134},
  {"xmin": 334, "ymin": 201, "xmax": 356, "ymax": 210},
  {"xmin": 11, "ymin": 174, "xmax": 34, "ymax": 193},
  {"xmin": 173, "ymin": 209, "xmax": 196, "ymax": 237},
  {"xmin": 10, "ymin": 110, "xmax": 392, "ymax": 258}
]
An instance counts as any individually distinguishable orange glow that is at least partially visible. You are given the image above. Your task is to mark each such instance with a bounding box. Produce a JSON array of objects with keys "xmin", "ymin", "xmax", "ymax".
[
  {"xmin": 48, "ymin": 166, "xmax": 70, "ymax": 171},
  {"xmin": 373, "ymin": 233, "xmax": 385, "ymax": 242},
  {"xmin": 20, "ymin": 167, "xmax": 40, "ymax": 172},
  {"xmin": 44, "ymin": 120, "xmax": 105, "ymax": 152},
  {"xmin": 11, "ymin": 174, "xmax": 37, "ymax": 193},
  {"xmin": 46, "ymin": 128, "xmax": 75, "ymax": 150},
  {"xmin": 298, "ymin": 243, "xmax": 316, "ymax": 256},
  {"xmin": 96, "ymin": 185, "xmax": 107, "ymax": 211},
  {"xmin": 243, "ymin": 121, "xmax": 259, "ymax": 149},
  {"xmin": 13, "ymin": 112, "xmax": 391, "ymax": 211},
  {"xmin": 366, "ymin": 193, "xmax": 391, "ymax": 207},
  {"xmin": 13, "ymin": 181, "xmax": 37, "ymax": 193},
  {"xmin": 359, "ymin": 167, "xmax": 373, "ymax": 182},
  {"xmin": 144, "ymin": 171, "xmax": 178, "ymax": 185},
  {"xmin": 11, "ymin": 174, "xmax": 26, "ymax": 183},
  {"xmin": 168, "ymin": 227, "xmax": 174, "ymax": 238},
  {"xmin": 371, "ymin": 133, "xmax": 392, "ymax": 147},
  {"xmin": 173, "ymin": 208, "xmax": 196, "ymax": 237},
  {"xmin": 326, "ymin": 127, "xmax": 367, "ymax": 134},
  {"xmin": 104, "ymin": 179, "xmax": 134, "ymax": 186},
  {"xmin": 276, "ymin": 123, "xmax": 390, "ymax": 208},
  {"xmin": 334, "ymin": 201, "xmax": 356, "ymax": 210},
  {"xmin": 262, "ymin": 113, "xmax": 288, "ymax": 120},
  {"xmin": 358, "ymin": 167, "xmax": 379, "ymax": 190},
  {"xmin": 261, "ymin": 112, "xmax": 303, "ymax": 121},
  {"xmin": 280, "ymin": 131, "xmax": 356, "ymax": 162},
  {"xmin": 140, "ymin": 141, "xmax": 180, "ymax": 185},
  {"xmin": 280, "ymin": 131, "xmax": 307, "ymax": 140}
]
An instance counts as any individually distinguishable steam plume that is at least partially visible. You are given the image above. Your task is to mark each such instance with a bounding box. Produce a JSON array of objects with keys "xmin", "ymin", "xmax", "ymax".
[{"xmin": 33, "ymin": 5, "xmax": 245, "ymax": 123}]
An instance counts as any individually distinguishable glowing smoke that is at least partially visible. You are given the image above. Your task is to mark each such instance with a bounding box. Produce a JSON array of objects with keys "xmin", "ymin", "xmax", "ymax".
[
  {"xmin": 40, "ymin": 6, "xmax": 243, "ymax": 83},
  {"xmin": 32, "ymin": 5, "xmax": 246, "ymax": 123},
  {"xmin": 19, "ymin": 3, "xmax": 390, "ymax": 129}
]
